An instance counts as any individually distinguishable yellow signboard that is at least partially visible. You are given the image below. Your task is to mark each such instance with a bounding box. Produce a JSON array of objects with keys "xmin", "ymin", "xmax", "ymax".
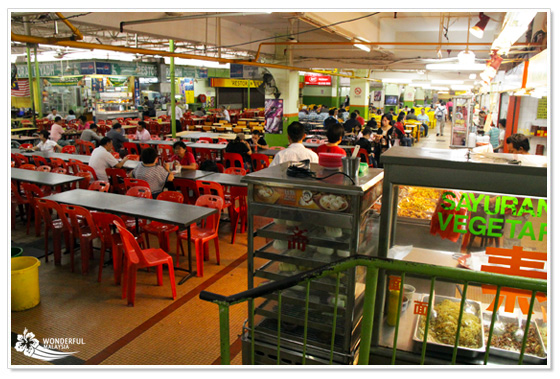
[
  {"xmin": 210, "ymin": 78, "xmax": 263, "ymax": 88},
  {"xmin": 185, "ymin": 90, "xmax": 195, "ymax": 104}
]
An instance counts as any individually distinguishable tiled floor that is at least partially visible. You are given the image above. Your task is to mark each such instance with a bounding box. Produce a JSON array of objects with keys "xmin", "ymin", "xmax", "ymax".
[{"xmin": 10, "ymin": 122, "xmax": 455, "ymax": 367}]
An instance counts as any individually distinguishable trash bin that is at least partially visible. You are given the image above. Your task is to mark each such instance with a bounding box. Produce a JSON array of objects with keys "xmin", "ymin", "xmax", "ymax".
[
  {"xmin": 11, "ymin": 256, "xmax": 41, "ymax": 311},
  {"xmin": 11, "ymin": 247, "xmax": 23, "ymax": 258}
]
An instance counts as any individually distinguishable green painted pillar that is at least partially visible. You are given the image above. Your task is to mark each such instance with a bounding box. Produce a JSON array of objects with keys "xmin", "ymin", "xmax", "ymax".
[
  {"xmin": 170, "ymin": 40, "xmax": 176, "ymax": 138},
  {"xmin": 349, "ymin": 78, "xmax": 370, "ymax": 120},
  {"xmin": 33, "ymin": 45, "xmax": 42, "ymax": 118}
]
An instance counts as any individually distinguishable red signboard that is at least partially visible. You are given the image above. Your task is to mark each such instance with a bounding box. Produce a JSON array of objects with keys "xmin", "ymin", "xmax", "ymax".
[{"xmin": 304, "ymin": 74, "xmax": 332, "ymax": 86}]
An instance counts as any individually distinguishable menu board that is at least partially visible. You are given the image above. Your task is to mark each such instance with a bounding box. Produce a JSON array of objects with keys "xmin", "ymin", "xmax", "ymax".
[{"xmin": 537, "ymin": 97, "xmax": 547, "ymax": 119}]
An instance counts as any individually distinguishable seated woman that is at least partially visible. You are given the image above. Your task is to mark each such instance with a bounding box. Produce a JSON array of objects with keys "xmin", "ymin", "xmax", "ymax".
[
  {"xmin": 129, "ymin": 147, "xmax": 174, "ymax": 197},
  {"xmin": 171, "ymin": 141, "xmax": 197, "ymax": 170},
  {"xmin": 394, "ymin": 112, "xmax": 412, "ymax": 147},
  {"xmin": 248, "ymin": 130, "xmax": 269, "ymax": 152},
  {"xmin": 27, "ymin": 130, "xmax": 62, "ymax": 153},
  {"xmin": 225, "ymin": 133, "xmax": 252, "ymax": 170}
]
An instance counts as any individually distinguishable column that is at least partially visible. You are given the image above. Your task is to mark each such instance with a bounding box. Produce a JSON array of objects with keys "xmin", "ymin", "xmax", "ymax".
[
  {"xmin": 349, "ymin": 78, "xmax": 370, "ymax": 120},
  {"xmin": 265, "ymin": 68, "xmax": 299, "ymax": 147}
]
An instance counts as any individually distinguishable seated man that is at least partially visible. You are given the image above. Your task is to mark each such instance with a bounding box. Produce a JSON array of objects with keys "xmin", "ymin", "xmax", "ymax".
[
  {"xmin": 270, "ymin": 122, "xmax": 318, "ymax": 167},
  {"xmin": 317, "ymin": 123, "xmax": 346, "ymax": 156},
  {"xmin": 171, "ymin": 141, "xmax": 197, "ymax": 170},
  {"xmin": 79, "ymin": 123, "xmax": 102, "ymax": 143},
  {"xmin": 135, "ymin": 121, "xmax": 151, "ymax": 141},
  {"xmin": 416, "ymin": 108, "xmax": 430, "ymax": 137},
  {"xmin": 88, "ymin": 137, "xmax": 129, "ymax": 182},
  {"xmin": 129, "ymin": 147, "xmax": 174, "ymax": 197},
  {"xmin": 106, "ymin": 123, "xmax": 128, "ymax": 157}
]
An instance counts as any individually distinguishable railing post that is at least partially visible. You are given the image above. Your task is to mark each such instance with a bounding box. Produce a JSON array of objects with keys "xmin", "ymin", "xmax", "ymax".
[
  {"xmin": 357, "ymin": 264, "xmax": 379, "ymax": 365},
  {"xmin": 218, "ymin": 303, "xmax": 231, "ymax": 365}
]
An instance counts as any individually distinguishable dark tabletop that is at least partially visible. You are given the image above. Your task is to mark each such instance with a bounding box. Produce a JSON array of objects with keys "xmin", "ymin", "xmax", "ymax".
[
  {"xmin": 258, "ymin": 149, "xmax": 280, "ymax": 157},
  {"xmin": 42, "ymin": 189, "xmax": 138, "ymax": 209},
  {"xmin": 11, "ymin": 136, "xmax": 40, "ymax": 142},
  {"xmin": 198, "ymin": 173, "xmax": 247, "ymax": 187},
  {"xmin": 129, "ymin": 140, "xmax": 175, "ymax": 146},
  {"xmin": 186, "ymin": 143, "xmax": 227, "ymax": 150},
  {"xmin": 11, "ymin": 168, "xmax": 84, "ymax": 187},
  {"xmin": 173, "ymin": 170, "xmax": 216, "ymax": 180},
  {"xmin": 12, "ymin": 149, "xmax": 139, "ymax": 170}
]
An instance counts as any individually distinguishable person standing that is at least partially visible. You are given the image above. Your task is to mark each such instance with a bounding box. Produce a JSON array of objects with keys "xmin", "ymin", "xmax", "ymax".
[
  {"xmin": 343, "ymin": 95, "xmax": 350, "ymax": 108},
  {"xmin": 446, "ymin": 100, "xmax": 454, "ymax": 122},
  {"xmin": 135, "ymin": 121, "xmax": 151, "ymax": 141},
  {"xmin": 435, "ymin": 101, "xmax": 447, "ymax": 137},
  {"xmin": 497, "ymin": 119, "xmax": 507, "ymax": 153},
  {"xmin": 88, "ymin": 137, "xmax": 129, "ymax": 182},
  {"xmin": 142, "ymin": 96, "xmax": 155, "ymax": 119},
  {"xmin": 221, "ymin": 105, "xmax": 231, "ymax": 123},
  {"xmin": 169, "ymin": 103, "xmax": 184, "ymax": 132},
  {"xmin": 486, "ymin": 122, "xmax": 501, "ymax": 152},
  {"xmin": 270, "ymin": 122, "xmax": 318, "ymax": 166}
]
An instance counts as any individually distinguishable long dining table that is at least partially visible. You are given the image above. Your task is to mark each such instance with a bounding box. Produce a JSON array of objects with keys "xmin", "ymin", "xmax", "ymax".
[
  {"xmin": 11, "ymin": 167, "xmax": 84, "ymax": 190},
  {"xmin": 42, "ymin": 189, "xmax": 218, "ymax": 283},
  {"xmin": 12, "ymin": 149, "xmax": 139, "ymax": 170}
]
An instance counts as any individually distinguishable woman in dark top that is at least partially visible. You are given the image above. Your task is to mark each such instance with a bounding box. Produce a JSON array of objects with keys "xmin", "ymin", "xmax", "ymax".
[
  {"xmin": 356, "ymin": 127, "xmax": 377, "ymax": 167},
  {"xmin": 248, "ymin": 130, "xmax": 269, "ymax": 152},
  {"xmin": 373, "ymin": 113, "xmax": 398, "ymax": 168},
  {"xmin": 225, "ymin": 133, "xmax": 252, "ymax": 170},
  {"xmin": 366, "ymin": 117, "xmax": 377, "ymax": 128},
  {"xmin": 394, "ymin": 112, "xmax": 412, "ymax": 147}
]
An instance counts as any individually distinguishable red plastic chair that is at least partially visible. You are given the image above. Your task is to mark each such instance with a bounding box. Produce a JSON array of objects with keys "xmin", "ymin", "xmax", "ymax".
[
  {"xmin": 13, "ymin": 153, "xmax": 29, "ymax": 166},
  {"xmin": 52, "ymin": 167, "xmax": 68, "ymax": 174},
  {"xmin": 223, "ymin": 152, "xmax": 244, "ymax": 169},
  {"xmin": 269, "ymin": 146, "xmax": 285, "ymax": 150},
  {"xmin": 198, "ymin": 137, "xmax": 213, "ymax": 143},
  {"xmin": 82, "ymin": 141, "xmax": 95, "ymax": 155},
  {"xmin": 49, "ymin": 157, "xmax": 67, "ymax": 170},
  {"xmin": 176, "ymin": 195, "xmax": 223, "ymax": 276},
  {"xmin": 106, "ymin": 168, "xmax": 127, "ymax": 194},
  {"xmin": 111, "ymin": 152, "xmax": 121, "ymax": 160},
  {"xmin": 36, "ymin": 165, "xmax": 52, "ymax": 172},
  {"xmin": 35, "ymin": 199, "xmax": 72, "ymax": 266},
  {"xmin": 121, "ymin": 186, "xmax": 152, "ymax": 237},
  {"xmin": 88, "ymin": 180, "xmax": 110, "ymax": 192},
  {"xmin": 196, "ymin": 180, "xmax": 234, "ymax": 241},
  {"xmin": 114, "ymin": 220, "xmax": 177, "ymax": 306},
  {"xmin": 358, "ymin": 148, "xmax": 373, "ymax": 167},
  {"xmin": 216, "ymin": 163, "xmax": 225, "ymax": 173},
  {"xmin": 20, "ymin": 182, "xmax": 46, "ymax": 236},
  {"xmin": 251, "ymin": 153, "xmax": 270, "ymax": 171},
  {"xmin": 142, "ymin": 191, "xmax": 184, "ymax": 253},
  {"xmin": 139, "ymin": 143, "xmax": 150, "ymax": 151},
  {"xmin": 74, "ymin": 140, "xmax": 84, "ymax": 154},
  {"xmin": 126, "ymin": 154, "xmax": 140, "ymax": 161},
  {"xmin": 61, "ymin": 145, "xmax": 77, "ymax": 154},
  {"xmin": 91, "ymin": 212, "xmax": 136, "ymax": 284},
  {"xmin": 124, "ymin": 178, "xmax": 150, "ymax": 192},
  {"xmin": 76, "ymin": 163, "xmax": 98, "ymax": 180},
  {"xmin": 173, "ymin": 178, "xmax": 199, "ymax": 205},
  {"xmin": 125, "ymin": 186, "xmax": 152, "ymax": 199},
  {"xmin": 62, "ymin": 204, "xmax": 100, "ymax": 275},
  {"xmin": 20, "ymin": 164, "xmax": 37, "ymax": 171},
  {"xmin": 230, "ymin": 185, "xmax": 248, "ymax": 244},
  {"xmin": 32, "ymin": 155, "xmax": 49, "ymax": 167},
  {"xmin": 123, "ymin": 142, "xmax": 140, "ymax": 155},
  {"xmin": 73, "ymin": 172, "xmax": 93, "ymax": 190},
  {"xmin": 20, "ymin": 143, "xmax": 33, "ymax": 149},
  {"xmin": 224, "ymin": 167, "xmax": 246, "ymax": 176},
  {"xmin": 11, "ymin": 182, "xmax": 29, "ymax": 230},
  {"xmin": 158, "ymin": 145, "xmax": 174, "ymax": 163}
]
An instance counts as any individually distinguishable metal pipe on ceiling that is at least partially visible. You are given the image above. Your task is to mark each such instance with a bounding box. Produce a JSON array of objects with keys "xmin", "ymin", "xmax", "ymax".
[
  {"xmin": 119, "ymin": 12, "xmax": 272, "ymax": 32},
  {"xmin": 55, "ymin": 12, "xmax": 84, "ymax": 40},
  {"xmin": 10, "ymin": 31, "xmax": 377, "ymax": 81}
]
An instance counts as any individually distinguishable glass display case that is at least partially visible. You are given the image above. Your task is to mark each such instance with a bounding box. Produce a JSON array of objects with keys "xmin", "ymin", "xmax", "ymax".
[
  {"xmin": 373, "ymin": 147, "xmax": 548, "ymax": 365},
  {"xmin": 95, "ymin": 91, "xmax": 139, "ymax": 121},
  {"xmin": 450, "ymin": 95, "xmax": 476, "ymax": 148},
  {"xmin": 42, "ymin": 85, "xmax": 83, "ymax": 117},
  {"xmin": 241, "ymin": 163, "xmax": 384, "ymax": 364}
]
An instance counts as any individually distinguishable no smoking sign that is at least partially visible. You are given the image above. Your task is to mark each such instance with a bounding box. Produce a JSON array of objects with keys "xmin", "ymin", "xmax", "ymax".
[{"xmin": 354, "ymin": 87, "xmax": 362, "ymax": 96}]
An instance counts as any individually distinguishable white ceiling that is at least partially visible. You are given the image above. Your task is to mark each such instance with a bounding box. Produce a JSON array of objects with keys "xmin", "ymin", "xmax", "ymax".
[{"xmin": 10, "ymin": 10, "xmax": 546, "ymax": 87}]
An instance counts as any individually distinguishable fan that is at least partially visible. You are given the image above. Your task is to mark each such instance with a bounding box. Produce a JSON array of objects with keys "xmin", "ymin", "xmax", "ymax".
[{"xmin": 257, "ymin": 69, "xmax": 281, "ymax": 99}]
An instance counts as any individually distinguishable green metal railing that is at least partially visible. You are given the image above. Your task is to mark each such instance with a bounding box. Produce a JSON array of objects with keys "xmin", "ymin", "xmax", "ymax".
[{"xmin": 199, "ymin": 255, "xmax": 547, "ymax": 365}]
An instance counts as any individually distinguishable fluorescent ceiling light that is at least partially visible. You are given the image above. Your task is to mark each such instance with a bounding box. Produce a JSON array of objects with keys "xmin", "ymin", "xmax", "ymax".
[
  {"xmin": 426, "ymin": 63, "xmax": 486, "ymax": 71},
  {"xmin": 451, "ymin": 85, "xmax": 474, "ymax": 91},
  {"xmin": 469, "ymin": 73, "xmax": 477, "ymax": 80},
  {"xmin": 382, "ymin": 78, "xmax": 412, "ymax": 84},
  {"xmin": 424, "ymin": 86, "xmax": 449, "ymax": 91},
  {"xmin": 164, "ymin": 57, "xmax": 229, "ymax": 68},
  {"xmin": 353, "ymin": 37, "xmax": 371, "ymax": 53},
  {"xmin": 432, "ymin": 79, "xmax": 464, "ymax": 85}
]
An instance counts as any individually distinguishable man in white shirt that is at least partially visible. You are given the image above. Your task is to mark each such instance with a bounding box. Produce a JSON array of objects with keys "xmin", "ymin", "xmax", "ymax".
[
  {"xmin": 270, "ymin": 122, "xmax": 319, "ymax": 167},
  {"xmin": 89, "ymin": 137, "xmax": 129, "ymax": 182},
  {"xmin": 435, "ymin": 101, "xmax": 447, "ymax": 137},
  {"xmin": 168, "ymin": 104, "xmax": 184, "ymax": 132},
  {"xmin": 221, "ymin": 105, "xmax": 231, "ymax": 123},
  {"xmin": 46, "ymin": 108, "xmax": 58, "ymax": 121},
  {"xmin": 135, "ymin": 121, "xmax": 151, "ymax": 141},
  {"xmin": 416, "ymin": 108, "xmax": 430, "ymax": 137}
]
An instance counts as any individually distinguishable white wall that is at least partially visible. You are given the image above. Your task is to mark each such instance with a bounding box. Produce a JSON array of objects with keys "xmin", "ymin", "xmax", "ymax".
[{"xmin": 518, "ymin": 96, "xmax": 547, "ymax": 155}]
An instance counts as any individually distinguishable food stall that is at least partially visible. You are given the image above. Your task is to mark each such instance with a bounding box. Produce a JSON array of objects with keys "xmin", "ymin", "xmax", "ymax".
[
  {"xmin": 241, "ymin": 163, "xmax": 384, "ymax": 364},
  {"xmin": 450, "ymin": 95, "xmax": 476, "ymax": 148},
  {"xmin": 372, "ymin": 147, "xmax": 547, "ymax": 365},
  {"xmin": 95, "ymin": 90, "xmax": 139, "ymax": 121}
]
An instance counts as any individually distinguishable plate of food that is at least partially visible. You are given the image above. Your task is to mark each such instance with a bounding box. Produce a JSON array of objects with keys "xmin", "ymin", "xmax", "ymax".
[
  {"xmin": 313, "ymin": 193, "xmax": 349, "ymax": 212},
  {"xmin": 254, "ymin": 185, "xmax": 281, "ymax": 204}
]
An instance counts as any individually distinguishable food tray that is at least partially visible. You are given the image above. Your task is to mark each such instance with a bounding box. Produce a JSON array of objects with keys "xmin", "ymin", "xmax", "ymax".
[
  {"xmin": 482, "ymin": 312, "xmax": 547, "ymax": 364},
  {"xmin": 412, "ymin": 294, "xmax": 485, "ymax": 358}
]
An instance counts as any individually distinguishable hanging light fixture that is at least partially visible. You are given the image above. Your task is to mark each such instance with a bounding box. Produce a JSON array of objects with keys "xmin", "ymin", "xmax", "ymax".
[{"xmin": 470, "ymin": 12, "xmax": 491, "ymax": 38}]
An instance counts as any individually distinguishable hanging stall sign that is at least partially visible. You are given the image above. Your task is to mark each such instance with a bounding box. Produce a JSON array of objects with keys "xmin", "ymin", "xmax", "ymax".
[
  {"xmin": 230, "ymin": 64, "xmax": 244, "ymax": 78},
  {"xmin": 92, "ymin": 77, "xmax": 104, "ymax": 92},
  {"xmin": 96, "ymin": 62, "xmax": 112, "ymax": 75},
  {"xmin": 80, "ymin": 62, "xmax": 95, "ymax": 75},
  {"xmin": 181, "ymin": 78, "xmax": 195, "ymax": 103},
  {"xmin": 304, "ymin": 74, "xmax": 332, "ymax": 86},
  {"xmin": 42, "ymin": 76, "xmax": 85, "ymax": 86},
  {"xmin": 526, "ymin": 49, "xmax": 547, "ymax": 90},
  {"xmin": 230, "ymin": 64, "xmax": 259, "ymax": 79},
  {"xmin": 209, "ymin": 78, "xmax": 262, "ymax": 88},
  {"xmin": 197, "ymin": 68, "xmax": 208, "ymax": 79},
  {"xmin": 134, "ymin": 77, "xmax": 140, "ymax": 106},
  {"xmin": 16, "ymin": 62, "xmax": 59, "ymax": 77},
  {"xmin": 106, "ymin": 76, "xmax": 129, "ymax": 87}
]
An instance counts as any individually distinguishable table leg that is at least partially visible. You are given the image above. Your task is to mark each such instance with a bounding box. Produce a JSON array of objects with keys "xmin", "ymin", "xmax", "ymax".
[{"xmin": 178, "ymin": 226, "xmax": 196, "ymax": 285}]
